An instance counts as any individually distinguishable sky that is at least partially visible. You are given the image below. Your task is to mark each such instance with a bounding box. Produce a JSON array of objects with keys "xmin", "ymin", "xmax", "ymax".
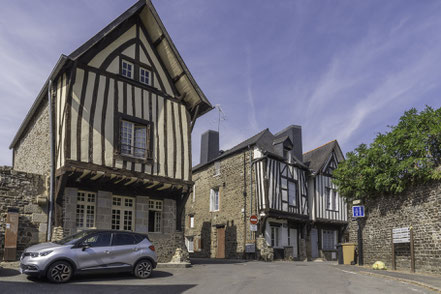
[{"xmin": 1, "ymin": 0, "xmax": 441, "ymax": 167}]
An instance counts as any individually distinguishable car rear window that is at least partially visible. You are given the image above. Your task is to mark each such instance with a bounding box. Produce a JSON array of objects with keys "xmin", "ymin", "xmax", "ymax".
[
  {"xmin": 134, "ymin": 234, "xmax": 147, "ymax": 243},
  {"xmin": 112, "ymin": 233, "xmax": 137, "ymax": 246}
]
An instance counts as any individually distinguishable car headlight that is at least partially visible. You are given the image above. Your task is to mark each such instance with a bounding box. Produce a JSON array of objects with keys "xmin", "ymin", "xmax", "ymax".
[
  {"xmin": 30, "ymin": 252, "xmax": 39, "ymax": 258},
  {"xmin": 39, "ymin": 251, "xmax": 53, "ymax": 257}
]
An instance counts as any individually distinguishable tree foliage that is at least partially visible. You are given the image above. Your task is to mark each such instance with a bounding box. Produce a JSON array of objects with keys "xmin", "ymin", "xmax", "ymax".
[{"xmin": 333, "ymin": 106, "xmax": 441, "ymax": 200}]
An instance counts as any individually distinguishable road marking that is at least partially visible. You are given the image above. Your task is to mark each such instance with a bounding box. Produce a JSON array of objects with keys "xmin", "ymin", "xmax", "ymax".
[{"xmin": 339, "ymin": 269, "xmax": 359, "ymax": 275}]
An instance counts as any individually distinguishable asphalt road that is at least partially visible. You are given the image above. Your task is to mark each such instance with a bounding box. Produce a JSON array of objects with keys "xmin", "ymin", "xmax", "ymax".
[{"xmin": 0, "ymin": 260, "xmax": 436, "ymax": 294}]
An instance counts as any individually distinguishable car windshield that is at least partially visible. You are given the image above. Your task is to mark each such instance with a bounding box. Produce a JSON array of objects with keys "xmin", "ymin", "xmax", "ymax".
[{"xmin": 54, "ymin": 231, "xmax": 91, "ymax": 245}]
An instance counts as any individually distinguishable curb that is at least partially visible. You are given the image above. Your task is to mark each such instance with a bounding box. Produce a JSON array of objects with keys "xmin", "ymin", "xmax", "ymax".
[
  {"xmin": 157, "ymin": 262, "xmax": 191, "ymax": 269},
  {"xmin": 343, "ymin": 269, "xmax": 441, "ymax": 293}
]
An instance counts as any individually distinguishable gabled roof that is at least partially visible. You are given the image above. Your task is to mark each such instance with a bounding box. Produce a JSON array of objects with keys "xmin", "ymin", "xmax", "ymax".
[
  {"xmin": 10, "ymin": 0, "xmax": 212, "ymax": 149},
  {"xmin": 193, "ymin": 128, "xmax": 308, "ymax": 172},
  {"xmin": 303, "ymin": 140, "xmax": 344, "ymax": 174}
]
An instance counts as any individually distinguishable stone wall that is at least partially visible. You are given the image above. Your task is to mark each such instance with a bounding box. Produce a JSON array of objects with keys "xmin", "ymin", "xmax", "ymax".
[
  {"xmin": 347, "ymin": 182, "xmax": 441, "ymax": 274},
  {"xmin": 185, "ymin": 151, "xmax": 255, "ymax": 259},
  {"xmin": 0, "ymin": 166, "xmax": 47, "ymax": 260},
  {"xmin": 13, "ymin": 100, "xmax": 51, "ymax": 176}
]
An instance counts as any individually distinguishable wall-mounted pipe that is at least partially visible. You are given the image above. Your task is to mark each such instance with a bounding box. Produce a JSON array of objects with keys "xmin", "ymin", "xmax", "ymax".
[{"xmin": 47, "ymin": 80, "xmax": 55, "ymax": 242}]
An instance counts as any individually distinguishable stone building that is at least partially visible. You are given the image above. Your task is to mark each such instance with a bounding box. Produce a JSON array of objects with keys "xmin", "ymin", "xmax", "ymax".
[
  {"xmin": 6, "ymin": 0, "xmax": 212, "ymax": 262},
  {"xmin": 185, "ymin": 126, "xmax": 347, "ymax": 260}
]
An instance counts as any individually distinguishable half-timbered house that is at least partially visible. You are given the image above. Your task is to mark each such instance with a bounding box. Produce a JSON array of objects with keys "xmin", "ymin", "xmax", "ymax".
[
  {"xmin": 186, "ymin": 126, "xmax": 310, "ymax": 260},
  {"xmin": 303, "ymin": 140, "xmax": 347, "ymax": 261},
  {"xmin": 9, "ymin": 0, "xmax": 212, "ymax": 262}
]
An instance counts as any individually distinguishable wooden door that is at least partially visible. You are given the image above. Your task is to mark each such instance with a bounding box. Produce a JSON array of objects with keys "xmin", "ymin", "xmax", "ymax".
[
  {"xmin": 311, "ymin": 228, "xmax": 319, "ymax": 258},
  {"xmin": 216, "ymin": 227, "xmax": 225, "ymax": 258}
]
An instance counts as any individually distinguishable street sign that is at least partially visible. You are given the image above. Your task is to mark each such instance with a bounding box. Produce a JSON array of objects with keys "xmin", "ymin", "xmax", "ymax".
[
  {"xmin": 352, "ymin": 205, "xmax": 365, "ymax": 218},
  {"xmin": 250, "ymin": 224, "xmax": 257, "ymax": 231},
  {"xmin": 250, "ymin": 215, "xmax": 258, "ymax": 225},
  {"xmin": 392, "ymin": 227, "xmax": 410, "ymax": 244},
  {"xmin": 245, "ymin": 243, "xmax": 255, "ymax": 253}
]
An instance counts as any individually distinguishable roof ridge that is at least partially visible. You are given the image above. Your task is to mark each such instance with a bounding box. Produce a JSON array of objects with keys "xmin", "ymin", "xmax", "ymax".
[{"xmin": 303, "ymin": 140, "xmax": 336, "ymax": 155}]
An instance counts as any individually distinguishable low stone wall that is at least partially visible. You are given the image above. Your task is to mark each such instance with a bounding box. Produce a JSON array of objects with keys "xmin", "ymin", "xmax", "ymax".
[
  {"xmin": 149, "ymin": 231, "xmax": 187, "ymax": 263},
  {"xmin": 0, "ymin": 166, "xmax": 46, "ymax": 260},
  {"xmin": 347, "ymin": 182, "xmax": 441, "ymax": 274}
]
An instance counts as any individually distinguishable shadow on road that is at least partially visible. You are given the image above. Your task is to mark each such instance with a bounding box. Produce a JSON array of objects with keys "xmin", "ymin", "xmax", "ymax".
[
  {"xmin": 190, "ymin": 258, "xmax": 251, "ymax": 265},
  {"xmin": 0, "ymin": 267, "xmax": 20, "ymax": 277},
  {"xmin": 0, "ymin": 281, "xmax": 196, "ymax": 294}
]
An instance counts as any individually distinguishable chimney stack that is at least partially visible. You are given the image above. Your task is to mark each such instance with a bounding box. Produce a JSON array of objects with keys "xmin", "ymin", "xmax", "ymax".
[{"xmin": 200, "ymin": 130, "xmax": 219, "ymax": 165}]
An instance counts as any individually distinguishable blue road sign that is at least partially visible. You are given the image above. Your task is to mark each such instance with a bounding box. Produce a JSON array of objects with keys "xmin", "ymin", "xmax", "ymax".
[{"xmin": 352, "ymin": 205, "xmax": 365, "ymax": 218}]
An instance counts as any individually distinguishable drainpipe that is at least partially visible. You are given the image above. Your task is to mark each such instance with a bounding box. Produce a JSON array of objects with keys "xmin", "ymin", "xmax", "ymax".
[
  {"xmin": 47, "ymin": 80, "xmax": 55, "ymax": 242},
  {"xmin": 243, "ymin": 152, "xmax": 247, "ymax": 256},
  {"xmin": 248, "ymin": 146, "xmax": 253, "ymax": 240}
]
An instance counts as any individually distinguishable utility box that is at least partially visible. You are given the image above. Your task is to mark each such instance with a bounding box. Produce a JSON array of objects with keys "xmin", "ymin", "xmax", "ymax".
[
  {"xmin": 4, "ymin": 208, "xmax": 19, "ymax": 261},
  {"xmin": 341, "ymin": 243, "xmax": 356, "ymax": 265}
]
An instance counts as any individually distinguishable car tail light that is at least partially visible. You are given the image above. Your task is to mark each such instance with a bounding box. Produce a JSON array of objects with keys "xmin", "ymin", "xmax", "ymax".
[{"xmin": 148, "ymin": 245, "xmax": 155, "ymax": 252}]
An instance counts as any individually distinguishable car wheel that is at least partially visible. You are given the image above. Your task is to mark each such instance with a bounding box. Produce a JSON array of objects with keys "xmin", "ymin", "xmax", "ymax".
[
  {"xmin": 134, "ymin": 259, "xmax": 153, "ymax": 279},
  {"xmin": 46, "ymin": 261, "xmax": 73, "ymax": 283}
]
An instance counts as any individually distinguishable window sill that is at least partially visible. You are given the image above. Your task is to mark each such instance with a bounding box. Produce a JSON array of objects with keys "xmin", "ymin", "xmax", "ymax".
[{"xmin": 115, "ymin": 153, "xmax": 153, "ymax": 165}]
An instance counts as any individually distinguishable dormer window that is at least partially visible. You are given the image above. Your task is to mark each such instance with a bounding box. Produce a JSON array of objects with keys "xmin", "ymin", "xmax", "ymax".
[
  {"xmin": 140, "ymin": 68, "xmax": 151, "ymax": 85},
  {"xmin": 283, "ymin": 148, "xmax": 291, "ymax": 163},
  {"xmin": 121, "ymin": 60, "xmax": 133, "ymax": 79}
]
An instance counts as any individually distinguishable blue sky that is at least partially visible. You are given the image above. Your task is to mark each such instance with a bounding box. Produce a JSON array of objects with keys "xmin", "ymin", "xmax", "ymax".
[{"xmin": 1, "ymin": 0, "xmax": 441, "ymax": 167}]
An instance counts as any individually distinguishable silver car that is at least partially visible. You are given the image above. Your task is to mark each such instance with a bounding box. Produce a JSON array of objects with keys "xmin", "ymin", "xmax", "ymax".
[{"xmin": 20, "ymin": 230, "xmax": 158, "ymax": 283}]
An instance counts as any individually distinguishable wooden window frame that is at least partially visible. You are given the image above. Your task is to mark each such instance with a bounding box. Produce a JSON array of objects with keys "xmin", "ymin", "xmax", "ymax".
[
  {"xmin": 111, "ymin": 195, "xmax": 135, "ymax": 231},
  {"xmin": 325, "ymin": 187, "xmax": 338, "ymax": 212},
  {"xmin": 148, "ymin": 200, "xmax": 163, "ymax": 233},
  {"xmin": 281, "ymin": 176, "xmax": 299, "ymax": 212},
  {"xmin": 115, "ymin": 113, "xmax": 154, "ymax": 164},
  {"xmin": 210, "ymin": 187, "xmax": 220, "ymax": 212},
  {"xmin": 120, "ymin": 59, "xmax": 134, "ymax": 79},
  {"xmin": 76, "ymin": 191, "xmax": 96, "ymax": 230}
]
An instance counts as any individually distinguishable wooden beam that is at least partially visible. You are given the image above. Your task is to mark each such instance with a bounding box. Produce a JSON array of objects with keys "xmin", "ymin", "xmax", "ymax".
[
  {"xmin": 190, "ymin": 104, "xmax": 200, "ymax": 133},
  {"xmin": 90, "ymin": 171, "xmax": 105, "ymax": 181},
  {"xmin": 124, "ymin": 177, "xmax": 138, "ymax": 186},
  {"xmin": 114, "ymin": 176, "xmax": 126, "ymax": 184},
  {"xmin": 79, "ymin": 169, "xmax": 91, "ymax": 180},
  {"xmin": 157, "ymin": 183, "xmax": 172, "ymax": 191},
  {"xmin": 172, "ymin": 72, "xmax": 185, "ymax": 83},
  {"xmin": 153, "ymin": 34, "xmax": 165, "ymax": 47}
]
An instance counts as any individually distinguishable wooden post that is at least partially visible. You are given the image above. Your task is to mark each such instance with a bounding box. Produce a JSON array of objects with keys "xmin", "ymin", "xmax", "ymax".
[
  {"xmin": 410, "ymin": 227, "xmax": 415, "ymax": 273},
  {"xmin": 391, "ymin": 229, "xmax": 396, "ymax": 270}
]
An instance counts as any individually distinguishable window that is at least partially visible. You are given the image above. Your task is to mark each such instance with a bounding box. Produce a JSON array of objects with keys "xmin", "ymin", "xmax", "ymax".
[
  {"xmin": 82, "ymin": 232, "xmax": 111, "ymax": 247},
  {"xmin": 121, "ymin": 60, "xmax": 133, "ymax": 79},
  {"xmin": 112, "ymin": 196, "xmax": 135, "ymax": 231},
  {"xmin": 287, "ymin": 227, "xmax": 291, "ymax": 246},
  {"xmin": 322, "ymin": 230, "xmax": 337, "ymax": 250},
  {"xmin": 214, "ymin": 161, "xmax": 221, "ymax": 176},
  {"xmin": 148, "ymin": 200, "xmax": 163, "ymax": 232},
  {"xmin": 189, "ymin": 216, "xmax": 194, "ymax": 228},
  {"xmin": 288, "ymin": 181, "xmax": 297, "ymax": 207},
  {"xmin": 112, "ymin": 233, "xmax": 137, "ymax": 246},
  {"xmin": 271, "ymin": 226, "xmax": 280, "ymax": 247},
  {"xmin": 76, "ymin": 191, "xmax": 96, "ymax": 229},
  {"xmin": 185, "ymin": 237, "xmax": 194, "ymax": 253},
  {"xmin": 281, "ymin": 177, "xmax": 298, "ymax": 211},
  {"xmin": 210, "ymin": 188, "xmax": 219, "ymax": 212},
  {"xmin": 140, "ymin": 68, "xmax": 151, "ymax": 85},
  {"xmin": 120, "ymin": 119, "xmax": 152, "ymax": 159},
  {"xmin": 283, "ymin": 148, "xmax": 291, "ymax": 163},
  {"xmin": 326, "ymin": 188, "xmax": 338, "ymax": 211},
  {"xmin": 192, "ymin": 184, "xmax": 196, "ymax": 203}
]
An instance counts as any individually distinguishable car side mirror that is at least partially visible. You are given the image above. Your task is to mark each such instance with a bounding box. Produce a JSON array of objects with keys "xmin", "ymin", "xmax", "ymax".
[{"xmin": 80, "ymin": 242, "xmax": 91, "ymax": 251}]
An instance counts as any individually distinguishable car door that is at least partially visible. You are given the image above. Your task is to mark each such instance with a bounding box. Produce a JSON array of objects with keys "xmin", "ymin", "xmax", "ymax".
[
  {"xmin": 111, "ymin": 233, "xmax": 139, "ymax": 268},
  {"xmin": 73, "ymin": 232, "xmax": 113, "ymax": 271}
]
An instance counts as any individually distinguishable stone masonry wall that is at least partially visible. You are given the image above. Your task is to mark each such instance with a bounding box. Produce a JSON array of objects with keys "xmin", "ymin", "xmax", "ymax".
[
  {"xmin": 185, "ymin": 151, "xmax": 257, "ymax": 259},
  {"xmin": 0, "ymin": 166, "xmax": 47, "ymax": 260},
  {"xmin": 347, "ymin": 182, "xmax": 441, "ymax": 274},
  {"xmin": 13, "ymin": 99, "xmax": 51, "ymax": 176}
]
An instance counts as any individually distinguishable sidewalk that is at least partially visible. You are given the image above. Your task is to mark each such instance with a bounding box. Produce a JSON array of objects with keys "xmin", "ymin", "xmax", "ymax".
[{"xmin": 336, "ymin": 264, "xmax": 441, "ymax": 293}]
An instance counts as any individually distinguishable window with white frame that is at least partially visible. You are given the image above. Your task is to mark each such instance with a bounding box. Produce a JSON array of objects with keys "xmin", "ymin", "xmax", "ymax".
[
  {"xmin": 325, "ymin": 187, "xmax": 338, "ymax": 211},
  {"xmin": 271, "ymin": 226, "xmax": 280, "ymax": 247},
  {"xmin": 121, "ymin": 60, "xmax": 134, "ymax": 79},
  {"xmin": 210, "ymin": 188, "xmax": 219, "ymax": 212},
  {"xmin": 120, "ymin": 119, "xmax": 152, "ymax": 159},
  {"xmin": 76, "ymin": 191, "xmax": 96, "ymax": 229},
  {"xmin": 322, "ymin": 230, "xmax": 337, "ymax": 250},
  {"xmin": 112, "ymin": 196, "xmax": 135, "ymax": 231},
  {"xmin": 185, "ymin": 237, "xmax": 194, "ymax": 253},
  {"xmin": 214, "ymin": 161, "xmax": 221, "ymax": 176},
  {"xmin": 148, "ymin": 200, "xmax": 163, "ymax": 232},
  {"xmin": 139, "ymin": 67, "xmax": 151, "ymax": 85},
  {"xmin": 190, "ymin": 216, "xmax": 195, "ymax": 228}
]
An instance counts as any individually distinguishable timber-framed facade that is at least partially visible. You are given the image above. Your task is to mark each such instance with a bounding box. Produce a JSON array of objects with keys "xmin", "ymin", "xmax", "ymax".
[{"xmin": 9, "ymin": 0, "xmax": 212, "ymax": 262}]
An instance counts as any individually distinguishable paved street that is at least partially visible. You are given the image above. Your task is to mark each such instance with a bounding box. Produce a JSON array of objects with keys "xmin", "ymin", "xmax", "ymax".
[{"xmin": 0, "ymin": 260, "xmax": 438, "ymax": 294}]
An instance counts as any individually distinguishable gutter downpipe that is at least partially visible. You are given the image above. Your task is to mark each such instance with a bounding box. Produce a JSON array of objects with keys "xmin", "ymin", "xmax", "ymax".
[
  {"xmin": 47, "ymin": 80, "xmax": 55, "ymax": 242},
  {"xmin": 248, "ymin": 146, "xmax": 253, "ymax": 240}
]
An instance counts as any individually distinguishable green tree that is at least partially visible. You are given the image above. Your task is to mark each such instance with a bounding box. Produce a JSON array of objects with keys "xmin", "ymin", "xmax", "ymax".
[{"xmin": 333, "ymin": 106, "xmax": 441, "ymax": 201}]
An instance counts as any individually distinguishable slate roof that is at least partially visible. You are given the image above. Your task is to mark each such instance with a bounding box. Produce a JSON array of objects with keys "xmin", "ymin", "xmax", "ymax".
[
  {"xmin": 193, "ymin": 128, "xmax": 308, "ymax": 172},
  {"xmin": 303, "ymin": 140, "xmax": 344, "ymax": 173}
]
